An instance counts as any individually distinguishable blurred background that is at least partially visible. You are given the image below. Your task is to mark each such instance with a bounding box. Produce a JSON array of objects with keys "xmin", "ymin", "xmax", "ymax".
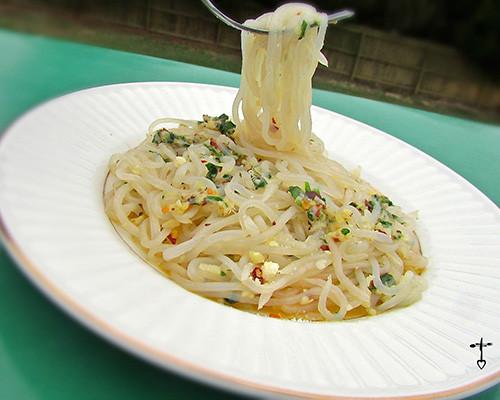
[{"xmin": 0, "ymin": 0, "xmax": 499, "ymax": 121}]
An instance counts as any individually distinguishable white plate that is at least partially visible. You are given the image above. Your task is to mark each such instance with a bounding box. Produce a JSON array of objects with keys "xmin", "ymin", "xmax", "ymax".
[{"xmin": 0, "ymin": 82, "xmax": 499, "ymax": 399}]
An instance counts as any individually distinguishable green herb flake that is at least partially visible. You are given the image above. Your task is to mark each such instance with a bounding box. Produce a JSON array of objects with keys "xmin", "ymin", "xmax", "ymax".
[
  {"xmin": 379, "ymin": 195, "xmax": 394, "ymax": 207},
  {"xmin": 205, "ymin": 163, "xmax": 220, "ymax": 181},
  {"xmin": 379, "ymin": 220, "xmax": 393, "ymax": 227},
  {"xmin": 306, "ymin": 209, "xmax": 315, "ymax": 221},
  {"xmin": 288, "ymin": 186, "xmax": 303, "ymax": 200},
  {"xmin": 392, "ymin": 230, "xmax": 403, "ymax": 240},
  {"xmin": 340, "ymin": 227, "xmax": 350, "ymax": 236},
  {"xmin": 204, "ymin": 144, "xmax": 223, "ymax": 159},
  {"xmin": 219, "ymin": 120, "xmax": 236, "ymax": 136},
  {"xmin": 298, "ymin": 19, "xmax": 308, "ymax": 40},
  {"xmin": 304, "ymin": 181, "xmax": 312, "ymax": 192},
  {"xmin": 152, "ymin": 131, "xmax": 162, "ymax": 144},
  {"xmin": 206, "ymin": 195, "xmax": 224, "ymax": 202},
  {"xmin": 252, "ymin": 175, "xmax": 268, "ymax": 189},
  {"xmin": 381, "ymin": 273, "xmax": 396, "ymax": 287},
  {"xmin": 148, "ymin": 150, "xmax": 170, "ymax": 163},
  {"xmin": 220, "ymin": 270, "xmax": 227, "ymax": 277}
]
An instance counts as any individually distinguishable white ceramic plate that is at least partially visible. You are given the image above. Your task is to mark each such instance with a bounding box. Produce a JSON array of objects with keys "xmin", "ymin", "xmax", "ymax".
[{"xmin": 0, "ymin": 82, "xmax": 499, "ymax": 399}]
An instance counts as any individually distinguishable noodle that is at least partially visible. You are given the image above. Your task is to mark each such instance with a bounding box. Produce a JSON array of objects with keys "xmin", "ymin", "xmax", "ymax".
[{"xmin": 104, "ymin": 3, "xmax": 427, "ymax": 321}]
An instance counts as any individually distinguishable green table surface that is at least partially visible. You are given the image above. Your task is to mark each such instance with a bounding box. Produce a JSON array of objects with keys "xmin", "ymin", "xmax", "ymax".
[{"xmin": 0, "ymin": 29, "xmax": 499, "ymax": 400}]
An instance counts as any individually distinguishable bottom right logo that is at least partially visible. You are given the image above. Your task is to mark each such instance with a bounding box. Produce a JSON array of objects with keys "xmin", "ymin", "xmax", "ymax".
[{"xmin": 470, "ymin": 338, "xmax": 493, "ymax": 370}]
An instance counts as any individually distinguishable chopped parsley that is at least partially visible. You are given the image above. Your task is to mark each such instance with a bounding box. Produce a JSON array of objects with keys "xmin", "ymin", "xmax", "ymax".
[
  {"xmin": 206, "ymin": 195, "xmax": 224, "ymax": 202},
  {"xmin": 381, "ymin": 273, "xmax": 396, "ymax": 287},
  {"xmin": 220, "ymin": 270, "xmax": 227, "ymax": 277},
  {"xmin": 252, "ymin": 176, "xmax": 268, "ymax": 189},
  {"xmin": 288, "ymin": 183, "xmax": 327, "ymax": 223},
  {"xmin": 288, "ymin": 186, "xmax": 304, "ymax": 206},
  {"xmin": 218, "ymin": 119, "xmax": 236, "ymax": 136},
  {"xmin": 148, "ymin": 150, "xmax": 170, "ymax": 163},
  {"xmin": 379, "ymin": 220, "xmax": 393, "ymax": 227},
  {"xmin": 298, "ymin": 20, "xmax": 308, "ymax": 39},
  {"xmin": 205, "ymin": 163, "xmax": 220, "ymax": 181},
  {"xmin": 306, "ymin": 209, "xmax": 315, "ymax": 221},
  {"xmin": 298, "ymin": 20, "xmax": 320, "ymax": 40},
  {"xmin": 250, "ymin": 169, "xmax": 268, "ymax": 189},
  {"xmin": 152, "ymin": 128, "xmax": 190, "ymax": 147},
  {"xmin": 204, "ymin": 143, "xmax": 223, "ymax": 160},
  {"xmin": 340, "ymin": 227, "xmax": 351, "ymax": 236},
  {"xmin": 392, "ymin": 230, "xmax": 403, "ymax": 240},
  {"xmin": 200, "ymin": 114, "xmax": 236, "ymax": 136}
]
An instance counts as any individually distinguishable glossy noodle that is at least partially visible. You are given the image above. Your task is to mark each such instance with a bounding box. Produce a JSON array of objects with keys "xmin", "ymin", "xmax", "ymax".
[{"xmin": 104, "ymin": 4, "xmax": 427, "ymax": 321}]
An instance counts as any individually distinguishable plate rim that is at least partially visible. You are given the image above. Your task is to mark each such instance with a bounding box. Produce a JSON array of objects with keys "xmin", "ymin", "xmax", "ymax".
[{"xmin": 0, "ymin": 81, "xmax": 499, "ymax": 399}]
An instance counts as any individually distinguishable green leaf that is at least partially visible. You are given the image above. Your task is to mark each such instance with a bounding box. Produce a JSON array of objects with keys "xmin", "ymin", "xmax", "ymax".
[
  {"xmin": 306, "ymin": 209, "xmax": 315, "ymax": 221},
  {"xmin": 252, "ymin": 175, "xmax": 268, "ymax": 189},
  {"xmin": 298, "ymin": 19, "xmax": 308, "ymax": 39},
  {"xmin": 205, "ymin": 163, "xmax": 220, "ymax": 181},
  {"xmin": 379, "ymin": 195, "xmax": 394, "ymax": 206},
  {"xmin": 206, "ymin": 195, "xmax": 223, "ymax": 202},
  {"xmin": 392, "ymin": 230, "xmax": 403, "ymax": 240},
  {"xmin": 166, "ymin": 132, "xmax": 176, "ymax": 144},
  {"xmin": 340, "ymin": 228, "xmax": 350, "ymax": 236},
  {"xmin": 219, "ymin": 120, "xmax": 236, "ymax": 135},
  {"xmin": 381, "ymin": 273, "xmax": 396, "ymax": 287},
  {"xmin": 304, "ymin": 181, "xmax": 312, "ymax": 192},
  {"xmin": 148, "ymin": 150, "xmax": 170, "ymax": 162},
  {"xmin": 152, "ymin": 131, "xmax": 162, "ymax": 144},
  {"xmin": 204, "ymin": 144, "xmax": 223, "ymax": 158},
  {"xmin": 288, "ymin": 186, "xmax": 303, "ymax": 200}
]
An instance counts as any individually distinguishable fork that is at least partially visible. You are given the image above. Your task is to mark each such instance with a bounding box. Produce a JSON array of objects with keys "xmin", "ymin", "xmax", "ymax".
[{"xmin": 201, "ymin": 0, "xmax": 355, "ymax": 35}]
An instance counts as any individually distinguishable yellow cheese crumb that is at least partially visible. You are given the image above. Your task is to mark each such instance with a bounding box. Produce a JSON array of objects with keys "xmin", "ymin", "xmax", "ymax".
[
  {"xmin": 198, "ymin": 263, "xmax": 221, "ymax": 275},
  {"xmin": 262, "ymin": 261, "xmax": 279, "ymax": 281},
  {"xmin": 249, "ymin": 251, "xmax": 265, "ymax": 264},
  {"xmin": 174, "ymin": 156, "xmax": 186, "ymax": 167}
]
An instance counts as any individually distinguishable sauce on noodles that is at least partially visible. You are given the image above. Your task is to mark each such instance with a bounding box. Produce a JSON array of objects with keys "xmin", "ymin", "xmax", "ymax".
[{"xmin": 104, "ymin": 4, "xmax": 427, "ymax": 321}]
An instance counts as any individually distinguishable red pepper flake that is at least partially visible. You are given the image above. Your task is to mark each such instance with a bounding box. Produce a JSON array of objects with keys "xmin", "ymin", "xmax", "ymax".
[
  {"xmin": 201, "ymin": 159, "xmax": 207, "ymax": 163},
  {"xmin": 210, "ymin": 137, "xmax": 219, "ymax": 149},
  {"xmin": 269, "ymin": 313, "xmax": 281, "ymax": 319},
  {"xmin": 167, "ymin": 233, "xmax": 177, "ymax": 244},
  {"xmin": 271, "ymin": 117, "xmax": 279, "ymax": 130},
  {"xmin": 320, "ymin": 244, "xmax": 330, "ymax": 251},
  {"xmin": 272, "ymin": 221, "xmax": 276, "ymax": 226},
  {"xmin": 250, "ymin": 265, "xmax": 264, "ymax": 284}
]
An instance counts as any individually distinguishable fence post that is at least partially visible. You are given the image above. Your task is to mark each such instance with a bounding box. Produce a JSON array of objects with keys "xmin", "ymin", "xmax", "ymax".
[
  {"xmin": 414, "ymin": 49, "xmax": 426, "ymax": 95},
  {"xmin": 350, "ymin": 31, "xmax": 364, "ymax": 80},
  {"xmin": 215, "ymin": 22, "xmax": 222, "ymax": 44},
  {"xmin": 145, "ymin": 0, "xmax": 151, "ymax": 31}
]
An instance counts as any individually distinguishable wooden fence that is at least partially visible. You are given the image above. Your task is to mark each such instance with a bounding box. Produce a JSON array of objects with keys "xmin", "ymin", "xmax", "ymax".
[{"xmin": 5, "ymin": 0, "xmax": 500, "ymax": 113}]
